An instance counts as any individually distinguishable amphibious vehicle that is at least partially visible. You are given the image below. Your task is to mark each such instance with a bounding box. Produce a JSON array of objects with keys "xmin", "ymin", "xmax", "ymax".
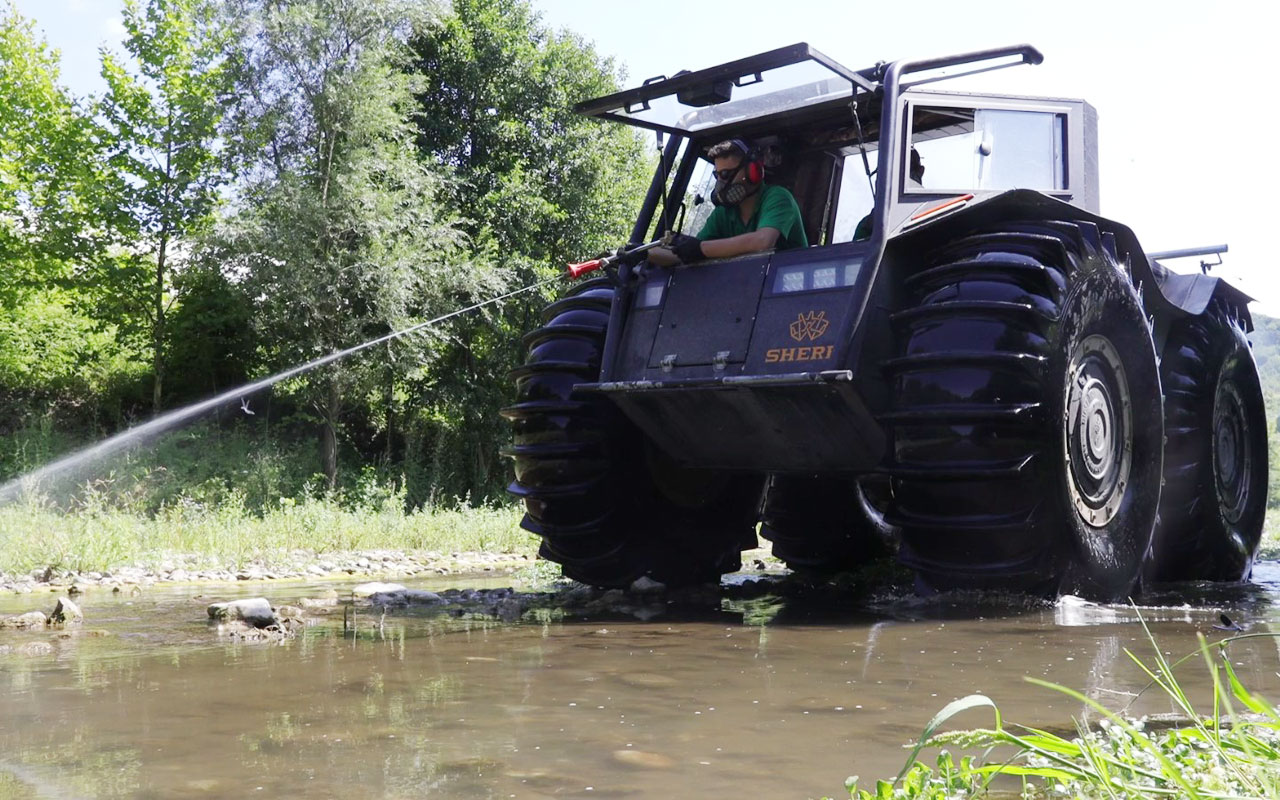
[{"xmin": 503, "ymin": 44, "xmax": 1267, "ymax": 599}]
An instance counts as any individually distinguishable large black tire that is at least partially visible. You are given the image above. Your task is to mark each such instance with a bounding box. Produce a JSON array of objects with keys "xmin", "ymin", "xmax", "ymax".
[
  {"xmin": 502, "ymin": 277, "xmax": 763, "ymax": 588},
  {"xmin": 1147, "ymin": 300, "xmax": 1267, "ymax": 582},
  {"xmin": 760, "ymin": 474, "xmax": 895, "ymax": 574},
  {"xmin": 886, "ymin": 220, "xmax": 1164, "ymax": 600}
]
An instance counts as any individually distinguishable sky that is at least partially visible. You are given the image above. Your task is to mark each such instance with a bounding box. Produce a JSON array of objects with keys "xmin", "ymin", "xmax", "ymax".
[{"xmin": 12, "ymin": 0, "xmax": 1280, "ymax": 311}]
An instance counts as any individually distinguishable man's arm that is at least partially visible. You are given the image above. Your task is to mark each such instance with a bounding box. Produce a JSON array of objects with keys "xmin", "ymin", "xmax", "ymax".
[
  {"xmin": 699, "ymin": 227, "xmax": 779, "ymax": 259},
  {"xmin": 649, "ymin": 227, "xmax": 780, "ymax": 265}
]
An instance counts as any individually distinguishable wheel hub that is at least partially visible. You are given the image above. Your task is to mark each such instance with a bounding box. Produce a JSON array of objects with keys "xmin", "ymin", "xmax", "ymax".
[
  {"xmin": 1213, "ymin": 381, "xmax": 1252, "ymax": 524},
  {"xmin": 1064, "ymin": 334, "xmax": 1133, "ymax": 528}
]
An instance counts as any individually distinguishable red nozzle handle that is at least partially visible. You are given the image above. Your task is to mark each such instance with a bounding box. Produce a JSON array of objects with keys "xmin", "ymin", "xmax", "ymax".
[{"xmin": 567, "ymin": 258, "xmax": 605, "ymax": 279}]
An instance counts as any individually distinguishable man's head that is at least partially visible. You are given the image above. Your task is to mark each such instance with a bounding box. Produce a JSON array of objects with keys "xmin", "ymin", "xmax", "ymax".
[{"xmin": 708, "ymin": 139, "xmax": 762, "ymax": 207}]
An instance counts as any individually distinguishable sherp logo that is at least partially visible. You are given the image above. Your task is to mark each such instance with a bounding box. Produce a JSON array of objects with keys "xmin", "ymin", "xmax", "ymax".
[{"xmin": 789, "ymin": 311, "xmax": 829, "ymax": 342}]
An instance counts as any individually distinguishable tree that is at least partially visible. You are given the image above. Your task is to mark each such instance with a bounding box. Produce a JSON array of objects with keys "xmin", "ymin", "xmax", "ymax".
[
  {"xmin": 214, "ymin": 0, "xmax": 500, "ymax": 489},
  {"xmin": 0, "ymin": 4, "xmax": 104, "ymax": 308},
  {"xmin": 405, "ymin": 0, "xmax": 651, "ymax": 498},
  {"xmin": 96, "ymin": 0, "xmax": 233, "ymax": 414}
]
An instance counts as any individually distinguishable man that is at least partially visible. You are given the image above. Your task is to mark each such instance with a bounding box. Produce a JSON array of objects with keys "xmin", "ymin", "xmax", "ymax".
[
  {"xmin": 649, "ymin": 139, "xmax": 807, "ymax": 266},
  {"xmin": 853, "ymin": 147, "xmax": 925, "ymax": 241}
]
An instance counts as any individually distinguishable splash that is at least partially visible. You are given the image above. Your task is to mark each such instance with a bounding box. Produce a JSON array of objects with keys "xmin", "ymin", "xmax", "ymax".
[{"xmin": 0, "ymin": 278, "xmax": 558, "ymax": 504}]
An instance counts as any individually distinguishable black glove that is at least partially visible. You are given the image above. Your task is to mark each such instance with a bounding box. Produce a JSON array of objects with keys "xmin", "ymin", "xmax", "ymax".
[{"xmin": 669, "ymin": 233, "xmax": 704, "ymax": 263}]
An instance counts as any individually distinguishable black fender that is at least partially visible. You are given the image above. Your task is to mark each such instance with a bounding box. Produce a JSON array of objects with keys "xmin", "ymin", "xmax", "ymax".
[{"xmin": 884, "ymin": 189, "xmax": 1252, "ymax": 333}]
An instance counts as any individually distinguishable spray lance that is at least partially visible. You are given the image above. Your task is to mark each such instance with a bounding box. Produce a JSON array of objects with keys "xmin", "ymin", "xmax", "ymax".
[{"xmin": 565, "ymin": 234, "xmax": 674, "ymax": 279}]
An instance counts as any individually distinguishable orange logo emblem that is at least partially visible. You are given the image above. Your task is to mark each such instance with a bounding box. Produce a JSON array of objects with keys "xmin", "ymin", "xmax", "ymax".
[{"xmin": 789, "ymin": 311, "xmax": 829, "ymax": 342}]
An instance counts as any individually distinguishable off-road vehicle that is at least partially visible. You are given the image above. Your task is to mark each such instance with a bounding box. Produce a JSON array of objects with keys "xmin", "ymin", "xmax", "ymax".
[{"xmin": 503, "ymin": 44, "xmax": 1267, "ymax": 599}]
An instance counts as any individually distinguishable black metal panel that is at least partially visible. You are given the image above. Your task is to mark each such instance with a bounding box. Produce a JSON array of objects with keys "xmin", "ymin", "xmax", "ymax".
[
  {"xmin": 610, "ymin": 277, "xmax": 668, "ymax": 380},
  {"xmin": 584, "ymin": 373, "xmax": 886, "ymax": 472},
  {"xmin": 648, "ymin": 256, "xmax": 770, "ymax": 367},
  {"xmin": 745, "ymin": 289, "xmax": 853, "ymax": 372}
]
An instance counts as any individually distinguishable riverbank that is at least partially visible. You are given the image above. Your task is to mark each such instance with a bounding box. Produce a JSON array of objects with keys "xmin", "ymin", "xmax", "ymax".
[{"xmin": 0, "ymin": 499, "xmax": 536, "ymax": 589}]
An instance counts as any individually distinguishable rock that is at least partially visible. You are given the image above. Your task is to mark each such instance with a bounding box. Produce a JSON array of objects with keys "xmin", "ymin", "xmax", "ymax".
[
  {"xmin": 298, "ymin": 596, "xmax": 338, "ymax": 609},
  {"xmin": 16, "ymin": 641, "xmax": 53, "ymax": 657},
  {"xmin": 612, "ymin": 749, "xmax": 675, "ymax": 769},
  {"xmin": 368, "ymin": 589, "xmax": 443, "ymax": 607},
  {"xmin": 0, "ymin": 644, "xmax": 9, "ymax": 655},
  {"xmin": 50, "ymin": 597, "xmax": 83, "ymax": 625},
  {"xmin": 351, "ymin": 582, "xmax": 406, "ymax": 598},
  {"xmin": 630, "ymin": 576, "xmax": 667, "ymax": 595},
  {"xmin": 496, "ymin": 598, "xmax": 524, "ymax": 622},
  {"xmin": 1, "ymin": 611, "xmax": 48, "ymax": 629},
  {"xmin": 207, "ymin": 598, "xmax": 277, "ymax": 628}
]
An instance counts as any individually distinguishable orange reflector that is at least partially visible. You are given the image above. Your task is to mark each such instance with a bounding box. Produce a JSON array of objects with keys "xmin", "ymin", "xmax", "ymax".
[{"xmin": 909, "ymin": 193, "xmax": 975, "ymax": 222}]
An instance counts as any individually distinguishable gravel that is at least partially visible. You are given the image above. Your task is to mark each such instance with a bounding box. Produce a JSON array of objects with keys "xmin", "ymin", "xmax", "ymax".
[{"xmin": 0, "ymin": 549, "xmax": 537, "ymax": 594}]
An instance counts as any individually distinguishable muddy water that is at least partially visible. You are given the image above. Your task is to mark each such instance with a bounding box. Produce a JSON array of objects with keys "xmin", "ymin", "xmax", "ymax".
[{"xmin": 4, "ymin": 567, "xmax": 1280, "ymax": 800}]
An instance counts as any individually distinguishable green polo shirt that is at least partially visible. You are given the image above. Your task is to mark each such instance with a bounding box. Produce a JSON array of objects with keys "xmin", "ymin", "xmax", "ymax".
[{"xmin": 697, "ymin": 184, "xmax": 808, "ymax": 250}]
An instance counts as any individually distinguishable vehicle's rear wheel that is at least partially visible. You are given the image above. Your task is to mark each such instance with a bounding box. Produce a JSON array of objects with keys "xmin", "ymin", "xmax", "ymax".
[
  {"xmin": 886, "ymin": 221, "xmax": 1163, "ymax": 600},
  {"xmin": 1147, "ymin": 300, "xmax": 1267, "ymax": 582},
  {"xmin": 502, "ymin": 278, "xmax": 763, "ymax": 588},
  {"xmin": 760, "ymin": 474, "xmax": 895, "ymax": 574}
]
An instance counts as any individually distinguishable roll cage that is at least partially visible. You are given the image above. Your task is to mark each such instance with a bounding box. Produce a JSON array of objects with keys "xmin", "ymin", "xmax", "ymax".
[{"xmin": 576, "ymin": 43, "xmax": 1081, "ymax": 253}]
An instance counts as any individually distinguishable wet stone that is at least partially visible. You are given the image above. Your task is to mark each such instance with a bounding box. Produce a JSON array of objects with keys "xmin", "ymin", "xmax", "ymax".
[
  {"xmin": 15, "ymin": 641, "xmax": 53, "ymax": 657},
  {"xmin": 207, "ymin": 598, "xmax": 277, "ymax": 628},
  {"xmin": 616, "ymin": 672, "xmax": 679, "ymax": 689},
  {"xmin": 612, "ymin": 749, "xmax": 676, "ymax": 769},
  {"xmin": 368, "ymin": 589, "xmax": 445, "ymax": 607},
  {"xmin": 351, "ymin": 582, "xmax": 406, "ymax": 598},
  {"xmin": 1, "ymin": 611, "xmax": 48, "ymax": 629},
  {"xmin": 50, "ymin": 597, "xmax": 83, "ymax": 625},
  {"xmin": 630, "ymin": 576, "xmax": 666, "ymax": 594}
]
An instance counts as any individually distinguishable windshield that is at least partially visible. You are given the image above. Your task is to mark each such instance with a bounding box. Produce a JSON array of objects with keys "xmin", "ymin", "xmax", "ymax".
[{"xmin": 575, "ymin": 43, "xmax": 865, "ymax": 137}]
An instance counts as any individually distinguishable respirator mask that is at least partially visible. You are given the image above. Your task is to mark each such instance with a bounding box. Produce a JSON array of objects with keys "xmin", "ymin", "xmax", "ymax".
[{"xmin": 711, "ymin": 160, "xmax": 761, "ymax": 207}]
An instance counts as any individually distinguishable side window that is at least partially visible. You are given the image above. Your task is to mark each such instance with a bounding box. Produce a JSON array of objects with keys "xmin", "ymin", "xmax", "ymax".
[
  {"xmin": 678, "ymin": 158, "xmax": 717, "ymax": 237},
  {"xmin": 831, "ymin": 150, "xmax": 879, "ymax": 243},
  {"xmin": 910, "ymin": 106, "xmax": 1066, "ymax": 193}
]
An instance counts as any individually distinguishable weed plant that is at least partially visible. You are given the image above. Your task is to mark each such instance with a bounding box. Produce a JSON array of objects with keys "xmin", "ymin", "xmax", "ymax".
[
  {"xmin": 0, "ymin": 488, "xmax": 531, "ymax": 576},
  {"xmin": 839, "ymin": 615, "xmax": 1280, "ymax": 799}
]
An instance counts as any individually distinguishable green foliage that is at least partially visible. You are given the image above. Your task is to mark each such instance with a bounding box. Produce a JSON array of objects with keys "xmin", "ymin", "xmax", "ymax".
[
  {"xmin": 405, "ymin": 0, "xmax": 651, "ymax": 499},
  {"xmin": 0, "ymin": 4, "xmax": 103, "ymax": 306},
  {"xmin": 839, "ymin": 615, "xmax": 1280, "ymax": 799},
  {"xmin": 212, "ymin": 0, "xmax": 503, "ymax": 490},
  {"xmin": 0, "ymin": 289, "xmax": 148, "ymax": 438},
  {"xmin": 1, "ymin": 0, "xmax": 652, "ymax": 511}
]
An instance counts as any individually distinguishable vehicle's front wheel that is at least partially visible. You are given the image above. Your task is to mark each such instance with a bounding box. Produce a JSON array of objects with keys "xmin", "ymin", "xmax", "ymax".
[
  {"xmin": 502, "ymin": 277, "xmax": 763, "ymax": 588},
  {"xmin": 887, "ymin": 221, "xmax": 1163, "ymax": 600}
]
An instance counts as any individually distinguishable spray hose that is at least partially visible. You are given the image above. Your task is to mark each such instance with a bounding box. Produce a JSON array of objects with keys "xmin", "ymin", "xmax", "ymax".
[{"xmin": 566, "ymin": 237, "xmax": 668, "ymax": 279}]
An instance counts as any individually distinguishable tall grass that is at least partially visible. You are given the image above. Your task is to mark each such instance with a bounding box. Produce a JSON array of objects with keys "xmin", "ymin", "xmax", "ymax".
[
  {"xmin": 0, "ymin": 492, "xmax": 531, "ymax": 576},
  {"xmin": 843, "ymin": 613, "xmax": 1280, "ymax": 799}
]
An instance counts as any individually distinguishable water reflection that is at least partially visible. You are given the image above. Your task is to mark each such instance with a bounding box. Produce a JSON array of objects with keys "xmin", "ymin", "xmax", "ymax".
[{"xmin": 1, "ymin": 568, "xmax": 1279, "ymax": 798}]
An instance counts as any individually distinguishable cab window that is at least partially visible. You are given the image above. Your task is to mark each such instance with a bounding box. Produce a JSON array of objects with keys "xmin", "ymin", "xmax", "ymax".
[{"xmin": 909, "ymin": 105, "xmax": 1067, "ymax": 193}]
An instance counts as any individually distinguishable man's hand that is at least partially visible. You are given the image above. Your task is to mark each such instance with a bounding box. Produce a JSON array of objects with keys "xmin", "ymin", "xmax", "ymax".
[{"xmin": 669, "ymin": 233, "xmax": 704, "ymax": 263}]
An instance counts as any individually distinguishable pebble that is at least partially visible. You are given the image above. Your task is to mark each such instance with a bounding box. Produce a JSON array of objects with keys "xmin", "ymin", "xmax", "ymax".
[{"xmin": 0, "ymin": 550, "xmax": 539, "ymax": 595}]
